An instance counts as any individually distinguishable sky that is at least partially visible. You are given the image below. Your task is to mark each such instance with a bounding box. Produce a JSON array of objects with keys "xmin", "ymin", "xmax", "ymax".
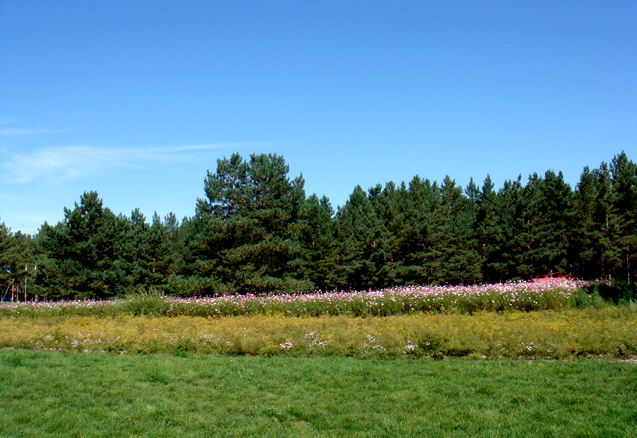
[{"xmin": 1, "ymin": 1, "xmax": 636, "ymax": 235}]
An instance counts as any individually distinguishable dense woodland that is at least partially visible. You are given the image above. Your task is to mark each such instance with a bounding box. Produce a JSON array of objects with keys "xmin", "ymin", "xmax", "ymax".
[{"xmin": 1, "ymin": 151, "xmax": 637, "ymax": 300}]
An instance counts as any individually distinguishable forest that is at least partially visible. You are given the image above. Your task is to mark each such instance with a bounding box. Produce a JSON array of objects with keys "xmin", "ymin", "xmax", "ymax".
[{"xmin": 1, "ymin": 151, "xmax": 636, "ymax": 301}]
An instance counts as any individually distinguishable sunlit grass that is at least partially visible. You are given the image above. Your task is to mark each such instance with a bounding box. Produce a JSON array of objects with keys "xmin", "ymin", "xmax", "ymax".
[
  {"xmin": 1, "ymin": 281, "xmax": 633, "ymax": 436},
  {"xmin": 0, "ymin": 350, "xmax": 635, "ymax": 437}
]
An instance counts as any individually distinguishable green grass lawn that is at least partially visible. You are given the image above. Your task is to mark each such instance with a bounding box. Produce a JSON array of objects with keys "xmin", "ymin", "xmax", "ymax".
[{"xmin": 0, "ymin": 350, "xmax": 635, "ymax": 437}]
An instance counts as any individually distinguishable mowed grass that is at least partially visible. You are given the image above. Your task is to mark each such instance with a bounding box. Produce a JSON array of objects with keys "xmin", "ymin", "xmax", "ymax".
[{"xmin": 0, "ymin": 349, "xmax": 635, "ymax": 437}]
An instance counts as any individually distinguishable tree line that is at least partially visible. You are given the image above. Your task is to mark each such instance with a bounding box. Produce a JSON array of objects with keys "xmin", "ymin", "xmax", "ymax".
[{"xmin": 1, "ymin": 151, "xmax": 636, "ymax": 300}]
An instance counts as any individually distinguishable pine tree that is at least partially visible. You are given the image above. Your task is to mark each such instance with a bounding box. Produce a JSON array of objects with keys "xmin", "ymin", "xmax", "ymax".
[
  {"xmin": 335, "ymin": 185, "xmax": 390, "ymax": 290},
  {"xmin": 38, "ymin": 192, "xmax": 129, "ymax": 299},
  {"xmin": 9, "ymin": 232, "xmax": 34, "ymax": 300},
  {"xmin": 610, "ymin": 151, "xmax": 637, "ymax": 284},
  {"xmin": 0, "ymin": 222, "xmax": 13, "ymax": 295},
  {"xmin": 517, "ymin": 173, "xmax": 544, "ymax": 277},
  {"xmin": 163, "ymin": 212, "xmax": 184, "ymax": 276},
  {"xmin": 121, "ymin": 210, "xmax": 172, "ymax": 291},
  {"xmin": 517, "ymin": 171, "xmax": 574, "ymax": 278},
  {"xmin": 473, "ymin": 175, "xmax": 503, "ymax": 282},
  {"xmin": 173, "ymin": 213, "xmax": 225, "ymax": 296},
  {"xmin": 403, "ymin": 176, "xmax": 436, "ymax": 284},
  {"xmin": 294, "ymin": 194, "xmax": 338, "ymax": 290},
  {"xmin": 372, "ymin": 181, "xmax": 414, "ymax": 286},
  {"xmin": 190, "ymin": 153, "xmax": 311, "ymax": 294},
  {"xmin": 422, "ymin": 176, "xmax": 481, "ymax": 284},
  {"xmin": 595, "ymin": 162, "xmax": 622, "ymax": 280},
  {"xmin": 573, "ymin": 166, "xmax": 601, "ymax": 278},
  {"xmin": 0, "ymin": 223, "xmax": 28, "ymax": 299},
  {"xmin": 572, "ymin": 164, "xmax": 621, "ymax": 280},
  {"xmin": 493, "ymin": 176, "xmax": 525, "ymax": 281},
  {"xmin": 124, "ymin": 208, "xmax": 151, "ymax": 289}
]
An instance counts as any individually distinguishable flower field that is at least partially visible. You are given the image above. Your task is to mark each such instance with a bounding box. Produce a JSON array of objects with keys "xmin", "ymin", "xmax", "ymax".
[
  {"xmin": 0, "ymin": 308, "xmax": 635, "ymax": 358},
  {"xmin": 0, "ymin": 280, "xmax": 595, "ymax": 318},
  {"xmin": 1, "ymin": 280, "xmax": 634, "ymax": 359}
]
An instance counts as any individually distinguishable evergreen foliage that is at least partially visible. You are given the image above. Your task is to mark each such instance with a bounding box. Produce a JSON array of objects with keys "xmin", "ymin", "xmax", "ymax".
[
  {"xmin": 517, "ymin": 171, "xmax": 574, "ymax": 278},
  {"xmin": 473, "ymin": 175, "xmax": 504, "ymax": 283},
  {"xmin": 295, "ymin": 194, "xmax": 338, "ymax": 290},
  {"xmin": 336, "ymin": 185, "xmax": 389, "ymax": 290},
  {"xmin": 37, "ymin": 192, "xmax": 130, "ymax": 299},
  {"xmin": 4, "ymin": 151, "xmax": 637, "ymax": 300},
  {"xmin": 0, "ymin": 223, "xmax": 33, "ymax": 300},
  {"xmin": 181, "ymin": 153, "xmax": 312, "ymax": 295}
]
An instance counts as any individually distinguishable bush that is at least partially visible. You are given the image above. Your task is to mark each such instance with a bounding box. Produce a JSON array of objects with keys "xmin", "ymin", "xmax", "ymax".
[
  {"xmin": 572, "ymin": 286, "xmax": 604, "ymax": 308},
  {"xmin": 122, "ymin": 286, "xmax": 170, "ymax": 316},
  {"xmin": 595, "ymin": 279, "xmax": 636, "ymax": 304}
]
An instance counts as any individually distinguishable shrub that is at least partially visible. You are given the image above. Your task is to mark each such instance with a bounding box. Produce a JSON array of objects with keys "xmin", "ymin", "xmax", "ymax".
[
  {"xmin": 593, "ymin": 279, "xmax": 636, "ymax": 304},
  {"xmin": 122, "ymin": 286, "xmax": 170, "ymax": 316}
]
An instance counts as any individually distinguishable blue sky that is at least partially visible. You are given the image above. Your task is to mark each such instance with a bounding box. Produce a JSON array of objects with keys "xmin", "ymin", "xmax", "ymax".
[{"xmin": 1, "ymin": 1, "xmax": 636, "ymax": 235}]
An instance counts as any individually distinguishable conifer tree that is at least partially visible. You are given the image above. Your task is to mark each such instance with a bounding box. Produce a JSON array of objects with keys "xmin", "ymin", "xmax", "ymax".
[
  {"xmin": 190, "ymin": 153, "xmax": 311, "ymax": 294},
  {"xmin": 163, "ymin": 212, "xmax": 184, "ymax": 276},
  {"xmin": 595, "ymin": 162, "xmax": 622, "ymax": 280},
  {"xmin": 372, "ymin": 181, "xmax": 413, "ymax": 286},
  {"xmin": 19, "ymin": 150, "xmax": 637, "ymax": 297},
  {"xmin": 610, "ymin": 151, "xmax": 637, "ymax": 284},
  {"xmin": 422, "ymin": 176, "xmax": 481, "ymax": 284},
  {"xmin": 336, "ymin": 185, "xmax": 391, "ymax": 290},
  {"xmin": 493, "ymin": 176, "xmax": 525, "ymax": 281},
  {"xmin": 121, "ymin": 210, "xmax": 172, "ymax": 290},
  {"xmin": 402, "ymin": 176, "xmax": 436, "ymax": 284},
  {"xmin": 9, "ymin": 232, "xmax": 34, "ymax": 299},
  {"xmin": 473, "ymin": 175, "xmax": 503, "ymax": 282},
  {"xmin": 123, "ymin": 208, "xmax": 151, "ymax": 288},
  {"xmin": 517, "ymin": 171, "xmax": 574, "ymax": 278},
  {"xmin": 0, "ymin": 223, "xmax": 22, "ymax": 299},
  {"xmin": 572, "ymin": 164, "xmax": 621, "ymax": 280},
  {"xmin": 294, "ymin": 194, "xmax": 338, "ymax": 290},
  {"xmin": 144, "ymin": 213, "xmax": 172, "ymax": 287},
  {"xmin": 38, "ymin": 192, "xmax": 129, "ymax": 299}
]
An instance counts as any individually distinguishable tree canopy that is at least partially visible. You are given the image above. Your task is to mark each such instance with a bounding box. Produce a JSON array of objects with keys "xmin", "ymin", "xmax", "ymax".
[{"xmin": 3, "ymin": 151, "xmax": 637, "ymax": 300}]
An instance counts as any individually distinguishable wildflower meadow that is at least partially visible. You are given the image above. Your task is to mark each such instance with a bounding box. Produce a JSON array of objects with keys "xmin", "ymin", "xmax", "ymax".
[
  {"xmin": 0, "ymin": 280, "xmax": 635, "ymax": 359},
  {"xmin": 0, "ymin": 279, "xmax": 595, "ymax": 318},
  {"xmin": 1, "ymin": 280, "xmax": 636, "ymax": 437}
]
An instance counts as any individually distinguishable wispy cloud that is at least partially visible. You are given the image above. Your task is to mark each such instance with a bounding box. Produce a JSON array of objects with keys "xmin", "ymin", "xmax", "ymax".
[
  {"xmin": 0, "ymin": 119, "xmax": 71, "ymax": 137},
  {"xmin": 0, "ymin": 127, "xmax": 72, "ymax": 136},
  {"xmin": 2, "ymin": 143, "xmax": 255, "ymax": 184}
]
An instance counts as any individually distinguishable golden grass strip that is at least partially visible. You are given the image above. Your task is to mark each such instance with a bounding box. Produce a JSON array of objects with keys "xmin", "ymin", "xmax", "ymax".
[{"xmin": 1, "ymin": 307, "xmax": 635, "ymax": 358}]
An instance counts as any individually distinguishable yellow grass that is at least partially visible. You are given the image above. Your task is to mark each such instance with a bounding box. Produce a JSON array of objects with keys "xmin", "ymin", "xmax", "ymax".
[{"xmin": 1, "ymin": 307, "xmax": 635, "ymax": 358}]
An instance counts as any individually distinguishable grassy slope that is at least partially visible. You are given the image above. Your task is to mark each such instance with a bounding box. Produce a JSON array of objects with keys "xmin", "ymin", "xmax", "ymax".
[{"xmin": 0, "ymin": 349, "xmax": 635, "ymax": 437}]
